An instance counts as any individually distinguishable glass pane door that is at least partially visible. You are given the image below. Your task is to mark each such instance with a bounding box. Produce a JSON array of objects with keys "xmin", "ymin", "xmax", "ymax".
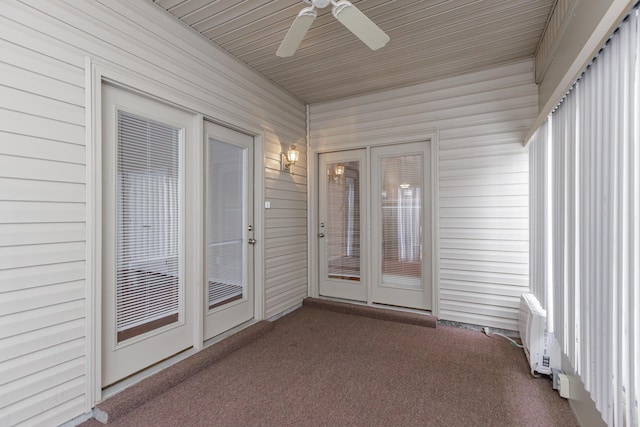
[
  {"xmin": 203, "ymin": 121, "xmax": 254, "ymax": 341},
  {"xmin": 318, "ymin": 150, "xmax": 367, "ymax": 302},
  {"xmin": 207, "ymin": 139, "xmax": 245, "ymax": 309},
  {"xmin": 371, "ymin": 142, "xmax": 432, "ymax": 310}
]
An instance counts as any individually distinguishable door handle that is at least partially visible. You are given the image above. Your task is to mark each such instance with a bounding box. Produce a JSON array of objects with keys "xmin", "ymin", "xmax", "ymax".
[
  {"xmin": 318, "ymin": 233, "xmax": 325, "ymax": 238},
  {"xmin": 248, "ymin": 238, "xmax": 256, "ymax": 244}
]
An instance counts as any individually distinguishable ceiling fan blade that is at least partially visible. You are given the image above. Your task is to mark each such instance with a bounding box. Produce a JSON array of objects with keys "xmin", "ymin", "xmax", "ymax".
[
  {"xmin": 276, "ymin": 6, "xmax": 317, "ymax": 57},
  {"xmin": 332, "ymin": 1, "xmax": 390, "ymax": 51}
]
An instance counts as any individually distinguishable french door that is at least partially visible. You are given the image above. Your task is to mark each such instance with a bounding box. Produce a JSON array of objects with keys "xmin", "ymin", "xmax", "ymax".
[
  {"xmin": 371, "ymin": 142, "xmax": 432, "ymax": 310},
  {"xmin": 203, "ymin": 121, "xmax": 254, "ymax": 340},
  {"xmin": 101, "ymin": 84, "xmax": 195, "ymax": 387},
  {"xmin": 318, "ymin": 142, "xmax": 432, "ymax": 310},
  {"xmin": 318, "ymin": 150, "xmax": 367, "ymax": 301}
]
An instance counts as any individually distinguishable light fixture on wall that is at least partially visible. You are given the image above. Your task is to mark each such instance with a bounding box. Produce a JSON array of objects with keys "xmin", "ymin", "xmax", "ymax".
[
  {"xmin": 329, "ymin": 164, "xmax": 345, "ymax": 182},
  {"xmin": 281, "ymin": 144, "xmax": 300, "ymax": 174}
]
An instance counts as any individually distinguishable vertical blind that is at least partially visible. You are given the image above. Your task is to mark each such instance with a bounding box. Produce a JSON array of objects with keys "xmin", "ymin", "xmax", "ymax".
[
  {"xmin": 116, "ymin": 110, "xmax": 181, "ymax": 338},
  {"xmin": 529, "ymin": 7, "xmax": 639, "ymax": 426}
]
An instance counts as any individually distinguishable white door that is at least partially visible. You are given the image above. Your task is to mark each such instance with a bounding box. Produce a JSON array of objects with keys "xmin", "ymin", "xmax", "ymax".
[
  {"xmin": 102, "ymin": 84, "xmax": 195, "ymax": 387},
  {"xmin": 318, "ymin": 150, "xmax": 367, "ymax": 301},
  {"xmin": 203, "ymin": 121, "xmax": 254, "ymax": 340},
  {"xmin": 371, "ymin": 142, "xmax": 432, "ymax": 310}
]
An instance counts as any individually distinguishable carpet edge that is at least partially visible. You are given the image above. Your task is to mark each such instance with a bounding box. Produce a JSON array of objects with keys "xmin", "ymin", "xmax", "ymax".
[{"xmin": 94, "ymin": 320, "xmax": 274, "ymax": 424}]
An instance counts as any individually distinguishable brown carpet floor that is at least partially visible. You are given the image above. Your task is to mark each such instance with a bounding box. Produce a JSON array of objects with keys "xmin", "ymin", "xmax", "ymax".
[{"xmin": 87, "ymin": 306, "xmax": 576, "ymax": 427}]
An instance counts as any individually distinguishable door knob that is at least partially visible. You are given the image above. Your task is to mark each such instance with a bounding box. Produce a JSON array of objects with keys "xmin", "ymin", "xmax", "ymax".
[{"xmin": 248, "ymin": 238, "xmax": 256, "ymax": 244}]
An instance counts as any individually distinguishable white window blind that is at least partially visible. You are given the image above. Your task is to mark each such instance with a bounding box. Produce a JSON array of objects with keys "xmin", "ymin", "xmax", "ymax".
[
  {"xmin": 116, "ymin": 110, "xmax": 181, "ymax": 341},
  {"xmin": 207, "ymin": 139, "xmax": 245, "ymax": 308},
  {"xmin": 326, "ymin": 161, "xmax": 361, "ymax": 280},
  {"xmin": 380, "ymin": 154, "xmax": 422, "ymax": 288},
  {"xmin": 529, "ymin": 7, "xmax": 640, "ymax": 426}
]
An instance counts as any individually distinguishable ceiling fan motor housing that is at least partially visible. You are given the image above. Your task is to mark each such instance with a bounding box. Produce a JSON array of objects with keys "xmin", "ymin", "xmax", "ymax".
[{"xmin": 303, "ymin": 0, "xmax": 332, "ymax": 8}]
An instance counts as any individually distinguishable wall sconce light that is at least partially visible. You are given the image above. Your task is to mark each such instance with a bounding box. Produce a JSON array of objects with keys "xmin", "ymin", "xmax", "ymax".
[
  {"xmin": 329, "ymin": 164, "xmax": 345, "ymax": 182},
  {"xmin": 281, "ymin": 144, "xmax": 300, "ymax": 174}
]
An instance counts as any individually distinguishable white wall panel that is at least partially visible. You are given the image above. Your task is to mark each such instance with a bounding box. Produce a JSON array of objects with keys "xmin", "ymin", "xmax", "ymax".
[
  {"xmin": 310, "ymin": 59, "xmax": 536, "ymax": 330},
  {"xmin": 0, "ymin": 0, "xmax": 306, "ymax": 424}
]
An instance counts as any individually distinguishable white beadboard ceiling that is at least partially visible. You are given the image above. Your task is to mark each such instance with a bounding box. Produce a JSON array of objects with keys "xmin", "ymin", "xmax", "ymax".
[{"xmin": 152, "ymin": 0, "xmax": 556, "ymax": 104}]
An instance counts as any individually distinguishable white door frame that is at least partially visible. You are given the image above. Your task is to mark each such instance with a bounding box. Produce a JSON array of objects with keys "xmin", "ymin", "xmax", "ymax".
[
  {"xmin": 308, "ymin": 135, "xmax": 440, "ymax": 315},
  {"xmin": 86, "ymin": 58, "xmax": 265, "ymax": 407}
]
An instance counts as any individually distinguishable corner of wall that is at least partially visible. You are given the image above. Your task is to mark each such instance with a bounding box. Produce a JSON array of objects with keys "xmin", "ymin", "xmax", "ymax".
[{"xmin": 560, "ymin": 353, "xmax": 607, "ymax": 427}]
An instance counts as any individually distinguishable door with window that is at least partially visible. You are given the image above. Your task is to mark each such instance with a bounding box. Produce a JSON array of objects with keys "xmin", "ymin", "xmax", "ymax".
[
  {"xmin": 101, "ymin": 84, "xmax": 195, "ymax": 387},
  {"xmin": 317, "ymin": 142, "xmax": 431, "ymax": 310},
  {"xmin": 203, "ymin": 121, "xmax": 254, "ymax": 340},
  {"xmin": 318, "ymin": 150, "xmax": 367, "ymax": 301},
  {"xmin": 371, "ymin": 142, "xmax": 431, "ymax": 310}
]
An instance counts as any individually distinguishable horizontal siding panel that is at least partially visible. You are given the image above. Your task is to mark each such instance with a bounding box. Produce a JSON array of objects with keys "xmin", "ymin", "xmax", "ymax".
[
  {"xmin": 265, "ymin": 289, "xmax": 307, "ymax": 319},
  {"xmin": 0, "ymin": 357, "xmax": 84, "ymax": 408},
  {"xmin": 440, "ymin": 248, "xmax": 528, "ymax": 264},
  {"xmin": 440, "ymin": 217, "xmax": 528, "ymax": 229},
  {"xmin": 0, "ymin": 319, "xmax": 85, "ymax": 361},
  {"xmin": 440, "ymin": 300, "xmax": 519, "ymax": 320},
  {"xmin": 440, "ymin": 309, "xmax": 519, "ymax": 330},
  {"xmin": 265, "ymin": 268, "xmax": 307, "ymax": 290},
  {"xmin": 265, "ymin": 226, "xmax": 307, "ymax": 239},
  {"xmin": 439, "ymin": 195, "xmax": 528, "ymax": 208},
  {"xmin": 441, "ymin": 289, "xmax": 520, "ymax": 309},
  {"xmin": 266, "ymin": 217, "xmax": 307, "ymax": 229},
  {"xmin": 440, "ymin": 238, "xmax": 528, "ymax": 252},
  {"xmin": 0, "ymin": 299, "xmax": 85, "ymax": 341},
  {"xmin": 440, "ymin": 183, "xmax": 528, "ymax": 197},
  {"xmin": 440, "ymin": 279, "xmax": 527, "ymax": 297},
  {"xmin": 439, "ymin": 259, "xmax": 528, "ymax": 276},
  {"xmin": 265, "ymin": 188, "xmax": 307, "ymax": 202},
  {"xmin": 0, "ymin": 202, "xmax": 85, "ymax": 223},
  {"xmin": 21, "ymin": 396, "xmax": 86, "ymax": 427},
  {"xmin": 0, "ymin": 261, "xmax": 85, "ymax": 293},
  {"xmin": 440, "ymin": 228, "xmax": 527, "ymax": 241},
  {"xmin": 3, "ymin": 379, "xmax": 85, "ymax": 427},
  {"xmin": 440, "ymin": 269, "xmax": 529, "ymax": 287},
  {"xmin": 0, "ymin": 134, "xmax": 85, "ymax": 164},
  {"xmin": 0, "ymin": 178, "xmax": 85, "ymax": 202},
  {"xmin": 439, "ymin": 172, "xmax": 529, "ymax": 187},
  {"xmin": 440, "ymin": 206, "xmax": 528, "ymax": 218},
  {"xmin": 0, "ymin": 242, "xmax": 86, "ymax": 270},
  {"xmin": 265, "ymin": 250, "xmax": 307, "ymax": 270},
  {"xmin": 0, "ymin": 339, "xmax": 85, "ymax": 384},
  {"xmin": 0, "ymin": 155, "xmax": 85, "ymax": 183},
  {"xmin": 0, "ymin": 61, "xmax": 84, "ymax": 107},
  {"xmin": 264, "ymin": 243, "xmax": 307, "ymax": 260},
  {"xmin": 264, "ymin": 235, "xmax": 306, "ymax": 250},
  {"xmin": 0, "ymin": 223, "xmax": 85, "ymax": 247},
  {"xmin": 0, "ymin": 281, "xmax": 85, "ymax": 316},
  {"xmin": 0, "ymin": 110, "xmax": 84, "ymax": 146},
  {"xmin": 264, "ymin": 208, "xmax": 306, "ymax": 219},
  {"xmin": 0, "ymin": 86, "xmax": 84, "ymax": 126}
]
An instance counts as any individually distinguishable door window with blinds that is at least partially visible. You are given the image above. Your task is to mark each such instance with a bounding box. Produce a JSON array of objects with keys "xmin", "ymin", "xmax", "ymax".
[
  {"xmin": 326, "ymin": 161, "xmax": 361, "ymax": 281},
  {"xmin": 115, "ymin": 110, "xmax": 182, "ymax": 342},
  {"xmin": 379, "ymin": 154, "xmax": 422, "ymax": 289},
  {"xmin": 207, "ymin": 139, "xmax": 245, "ymax": 309}
]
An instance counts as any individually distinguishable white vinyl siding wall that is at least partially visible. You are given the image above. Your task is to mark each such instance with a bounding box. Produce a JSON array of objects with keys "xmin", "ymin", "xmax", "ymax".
[
  {"xmin": 310, "ymin": 60, "xmax": 536, "ymax": 330},
  {"xmin": 0, "ymin": 0, "xmax": 306, "ymax": 425}
]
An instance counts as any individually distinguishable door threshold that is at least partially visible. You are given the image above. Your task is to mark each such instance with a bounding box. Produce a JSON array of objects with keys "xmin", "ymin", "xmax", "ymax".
[{"xmin": 304, "ymin": 297, "xmax": 436, "ymax": 328}]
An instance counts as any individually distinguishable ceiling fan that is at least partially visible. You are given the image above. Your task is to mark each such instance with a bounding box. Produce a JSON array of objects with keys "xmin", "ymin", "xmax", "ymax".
[{"xmin": 276, "ymin": 0, "xmax": 390, "ymax": 57}]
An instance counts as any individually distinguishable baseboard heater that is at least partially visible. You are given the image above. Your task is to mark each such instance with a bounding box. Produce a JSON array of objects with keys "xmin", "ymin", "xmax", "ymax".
[{"xmin": 519, "ymin": 293, "xmax": 560, "ymax": 376}]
